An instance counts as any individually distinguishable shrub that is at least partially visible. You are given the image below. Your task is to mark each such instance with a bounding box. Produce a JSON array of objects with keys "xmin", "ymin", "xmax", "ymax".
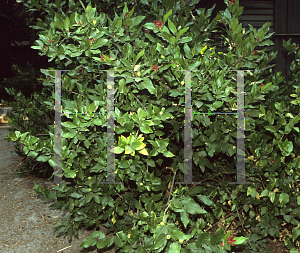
[{"xmin": 6, "ymin": 0, "xmax": 300, "ymax": 252}]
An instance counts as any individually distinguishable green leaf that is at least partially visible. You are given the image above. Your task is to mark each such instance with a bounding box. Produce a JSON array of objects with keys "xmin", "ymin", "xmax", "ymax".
[
  {"xmin": 261, "ymin": 82, "xmax": 273, "ymax": 93},
  {"xmin": 138, "ymin": 78, "xmax": 156, "ymax": 95},
  {"xmin": 125, "ymin": 145, "xmax": 134, "ymax": 154},
  {"xmin": 178, "ymin": 37, "xmax": 192, "ymax": 44},
  {"xmin": 64, "ymin": 16, "xmax": 70, "ymax": 31},
  {"xmin": 163, "ymin": 9, "xmax": 172, "ymax": 24},
  {"xmin": 176, "ymin": 27, "xmax": 189, "ymax": 38},
  {"xmin": 293, "ymin": 228, "xmax": 300, "ymax": 242},
  {"xmin": 80, "ymin": 237, "xmax": 96, "ymax": 248},
  {"xmin": 62, "ymin": 121, "xmax": 78, "ymax": 128},
  {"xmin": 259, "ymin": 39, "xmax": 274, "ymax": 46},
  {"xmin": 96, "ymin": 239, "xmax": 108, "ymax": 249},
  {"xmin": 258, "ymin": 29, "xmax": 264, "ymax": 40},
  {"xmin": 169, "ymin": 242, "xmax": 181, "ymax": 252},
  {"xmin": 180, "ymin": 211, "xmax": 190, "ymax": 228},
  {"xmin": 167, "ymin": 19, "xmax": 177, "ymax": 36},
  {"xmin": 143, "ymin": 23, "xmax": 158, "ymax": 30},
  {"xmin": 70, "ymin": 192, "xmax": 83, "ymax": 198},
  {"xmin": 138, "ymin": 148, "xmax": 149, "ymax": 156},
  {"xmin": 279, "ymin": 192, "xmax": 289, "ymax": 207},
  {"xmin": 210, "ymin": 227, "xmax": 224, "ymax": 245},
  {"xmin": 65, "ymin": 171, "xmax": 76, "ymax": 178},
  {"xmin": 147, "ymin": 159, "xmax": 156, "ymax": 167},
  {"xmin": 134, "ymin": 49, "xmax": 145, "ymax": 65},
  {"xmin": 197, "ymin": 194, "xmax": 216, "ymax": 207},
  {"xmin": 112, "ymin": 146, "xmax": 125, "ymax": 154},
  {"xmin": 269, "ymin": 192, "xmax": 275, "ymax": 203},
  {"xmin": 163, "ymin": 151, "xmax": 175, "ymax": 157},
  {"xmin": 183, "ymin": 44, "xmax": 193, "ymax": 59},
  {"xmin": 87, "ymin": 102, "xmax": 96, "ymax": 113},
  {"xmin": 231, "ymin": 18, "xmax": 238, "ymax": 31},
  {"xmin": 91, "ymin": 38, "xmax": 108, "ymax": 49},
  {"xmin": 181, "ymin": 197, "xmax": 207, "ymax": 214},
  {"xmin": 87, "ymin": 7, "xmax": 96, "ymax": 21},
  {"xmin": 196, "ymin": 232, "xmax": 210, "ymax": 246},
  {"xmin": 224, "ymin": 9, "xmax": 232, "ymax": 21},
  {"xmin": 233, "ymin": 236, "xmax": 248, "ymax": 245},
  {"xmin": 140, "ymin": 123, "xmax": 153, "ymax": 134},
  {"xmin": 54, "ymin": 13, "xmax": 64, "ymax": 30},
  {"xmin": 36, "ymin": 155, "xmax": 51, "ymax": 162}
]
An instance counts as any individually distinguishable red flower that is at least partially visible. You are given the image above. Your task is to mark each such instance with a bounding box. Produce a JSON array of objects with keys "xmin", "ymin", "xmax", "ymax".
[
  {"xmin": 100, "ymin": 55, "xmax": 109, "ymax": 61},
  {"xmin": 226, "ymin": 236, "xmax": 236, "ymax": 246},
  {"xmin": 253, "ymin": 51, "xmax": 258, "ymax": 54},
  {"xmin": 154, "ymin": 20, "xmax": 163, "ymax": 29},
  {"xmin": 293, "ymin": 44, "xmax": 296, "ymax": 49},
  {"xmin": 125, "ymin": 12, "xmax": 129, "ymax": 20},
  {"xmin": 152, "ymin": 65, "xmax": 159, "ymax": 71},
  {"xmin": 271, "ymin": 159, "xmax": 275, "ymax": 164},
  {"xmin": 229, "ymin": 0, "xmax": 236, "ymax": 4},
  {"xmin": 260, "ymin": 83, "xmax": 265, "ymax": 87}
]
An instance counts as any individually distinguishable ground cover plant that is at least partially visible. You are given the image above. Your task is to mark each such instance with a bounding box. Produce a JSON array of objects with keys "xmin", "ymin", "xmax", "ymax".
[{"xmin": 3, "ymin": 0, "xmax": 300, "ymax": 252}]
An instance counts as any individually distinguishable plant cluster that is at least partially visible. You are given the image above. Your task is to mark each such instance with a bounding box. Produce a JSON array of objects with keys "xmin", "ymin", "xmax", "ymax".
[{"xmin": 3, "ymin": 0, "xmax": 300, "ymax": 252}]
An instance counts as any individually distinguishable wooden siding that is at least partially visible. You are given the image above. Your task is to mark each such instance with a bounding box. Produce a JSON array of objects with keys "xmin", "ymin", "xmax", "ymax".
[
  {"xmin": 196, "ymin": 0, "xmax": 300, "ymax": 84},
  {"xmin": 274, "ymin": 0, "xmax": 300, "ymax": 84}
]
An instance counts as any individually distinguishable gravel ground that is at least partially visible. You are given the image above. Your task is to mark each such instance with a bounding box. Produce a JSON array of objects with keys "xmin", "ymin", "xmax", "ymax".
[{"xmin": 0, "ymin": 124, "xmax": 116, "ymax": 253}]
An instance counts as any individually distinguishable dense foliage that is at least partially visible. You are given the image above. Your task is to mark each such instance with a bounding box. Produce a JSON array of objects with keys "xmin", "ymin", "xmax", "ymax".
[{"xmin": 2, "ymin": 0, "xmax": 300, "ymax": 252}]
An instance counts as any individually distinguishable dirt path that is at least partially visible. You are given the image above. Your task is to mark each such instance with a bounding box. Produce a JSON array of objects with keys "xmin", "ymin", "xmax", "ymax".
[{"xmin": 0, "ymin": 125, "xmax": 115, "ymax": 253}]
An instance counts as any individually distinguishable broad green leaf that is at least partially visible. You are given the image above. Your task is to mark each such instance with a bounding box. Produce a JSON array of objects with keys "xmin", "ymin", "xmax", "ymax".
[
  {"xmin": 261, "ymin": 82, "xmax": 273, "ymax": 93},
  {"xmin": 140, "ymin": 124, "xmax": 153, "ymax": 134},
  {"xmin": 196, "ymin": 232, "xmax": 210, "ymax": 246},
  {"xmin": 181, "ymin": 197, "xmax": 206, "ymax": 214},
  {"xmin": 138, "ymin": 148, "xmax": 149, "ymax": 155},
  {"xmin": 147, "ymin": 159, "xmax": 156, "ymax": 167},
  {"xmin": 292, "ymin": 228, "xmax": 300, "ymax": 242},
  {"xmin": 134, "ymin": 49, "xmax": 145, "ymax": 65},
  {"xmin": 143, "ymin": 23, "xmax": 158, "ymax": 30},
  {"xmin": 80, "ymin": 237, "xmax": 96, "ymax": 248},
  {"xmin": 54, "ymin": 13, "xmax": 64, "ymax": 30},
  {"xmin": 62, "ymin": 121, "xmax": 77, "ymax": 128},
  {"xmin": 91, "ymin": 38, "xmax": 108, "ymax": 49},
  {"xmin": 178, "ymin": 37, "xmax": 192, "ymax": 43},
  {"xmin": 163, "ymin": 151, "xmax": 175, "ymax": 157},
  {"xmin": 180, "ymin": 211, "xmax": 189, "ymax": 228},
  {"xmin": 131, "ymin": 140, "xmax": 146, "ymax": 151},
  {"xmin": 224, "ymin": 9, "xmax": 232, "ymax": 21},
  {"xmin": 279, "ymin": 192, "xmax": 289, "ymax": 207},
  {"xmin": 169, "ymin": 242, "xmax": 181, "ymax": 252},
  {"xmin": 64, "ymin": 17, "xmax": 70, "ymax": 31},
  {"xmin": 183, "ymin": 44, "xmax": 193, "ymax": 59},
  {"xmin": 231, "ymin": 18, "xmax": 238, "ymax": 31},
  {"xmin": 163, "ymin": 9, "xmax": 172, "ymax": 24},
  {"xmin": 65, "ymin": 171, "xmax": 76, "ymax": 178},
  {"xmin": 138, "ymin": 78, "xmax": 156, "ymax": 95},
  {"xmin": 167, "ymin": 19, "xmax": 177, "ymax": 36},
  {"xmin": 87, "ymin": 7, "xmax": 96, "ymax": 21},
  {"xmin": 210, "ymin": 227, "xmax": 224, "ymax": 245},
  {"xmin": 37, "ymin": 155, "xmax": 51, "ymax": 162},
  {"xmin": 176, "ymin": 27, "xmax": 189, "ymax": 38},
  {"xmin": 112, "ymin": 146, "xmax": 125, "ymax": 154},
  {"xmin": 269, "ymin": 191, "xmax": 275, "ymax": 203},
  {"xmin": 233, "ymin": 236, "xmax": 248, "ymax": 245},
  {"xmin": 87, "ymin": 102, "xmax": 96, "ymax": 113},
  {"xmin": 197, "ymin": 194, "xmax": 216, "ymax": 207}
]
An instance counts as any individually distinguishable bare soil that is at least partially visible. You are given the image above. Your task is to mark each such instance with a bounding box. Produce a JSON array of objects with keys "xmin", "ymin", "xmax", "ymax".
[{"xmin": 0, "ymin": 125, "xmax": 115, "ymax": 253}]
